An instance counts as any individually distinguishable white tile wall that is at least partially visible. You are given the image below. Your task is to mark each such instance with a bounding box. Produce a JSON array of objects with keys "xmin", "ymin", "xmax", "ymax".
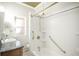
[{"xmin": 31, "ymin": 2, "xmax": 79, "ymax": 56}]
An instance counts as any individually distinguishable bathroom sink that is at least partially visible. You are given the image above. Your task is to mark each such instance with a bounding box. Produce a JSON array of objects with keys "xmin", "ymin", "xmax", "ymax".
[
  {"xmin": 2, "ymin": 38, "xmax": 16, "ymax": 43},
  {"xmin": 1, "ymin": 38, "xmax": 21, "ymax": 47}
]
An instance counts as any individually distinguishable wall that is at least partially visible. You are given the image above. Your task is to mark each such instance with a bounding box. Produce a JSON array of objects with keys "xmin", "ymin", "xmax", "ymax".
[
  {"xmin": 43, "ymin": 2, "xmax": 79, "ymax": 56},
  {"xmin": 0, "ymin": 2, "xmax": 34, "ymax": 51},
  {"xmin": 0, "ymin": 12, "xmax": 4, "ymax": 40},
  {"xmin": 30, "ymin": 16, "xmax": 41, "ymax": 55},
  {"xmin": 31, "ymin": 2, "xmax": 79, "ymax": 56}
]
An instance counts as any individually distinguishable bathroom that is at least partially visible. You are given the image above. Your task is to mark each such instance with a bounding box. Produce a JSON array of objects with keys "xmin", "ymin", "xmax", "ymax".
[{"xmin": 0, "ymin": 2, "xmax": 79, "ymax": 56}]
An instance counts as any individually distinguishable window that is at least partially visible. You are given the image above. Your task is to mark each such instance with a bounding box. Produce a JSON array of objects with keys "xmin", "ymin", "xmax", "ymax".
[{"xmin": 15, "ymin": 17, "xmax": 25, "ymax": 34}]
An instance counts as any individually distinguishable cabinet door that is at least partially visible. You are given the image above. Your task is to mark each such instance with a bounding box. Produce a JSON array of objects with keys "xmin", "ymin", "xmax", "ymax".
[{"xmin": 0, "ymin": 53, "xmax": 1, "ymax": 56}]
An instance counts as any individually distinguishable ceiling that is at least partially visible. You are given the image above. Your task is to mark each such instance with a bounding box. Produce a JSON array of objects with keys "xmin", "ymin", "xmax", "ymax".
[{"xmin": 23, "ymin": 2, "xmax": 41, "ymax": 8}]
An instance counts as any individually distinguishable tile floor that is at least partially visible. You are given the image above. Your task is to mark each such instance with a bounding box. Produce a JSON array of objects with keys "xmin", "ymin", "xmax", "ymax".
[{"xmin": 23, "ymin": 50, "xmax": 35, "ymax": 56}]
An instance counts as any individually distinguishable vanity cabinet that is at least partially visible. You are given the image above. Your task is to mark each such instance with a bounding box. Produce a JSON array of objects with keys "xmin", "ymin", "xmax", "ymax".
[
  {"xmin": 0, "ymin": 41, "xmax": 24, "ymax": 56},
  {"xmin": 0, "ymin": 47, "xmax": 23, "ymax": 56},
  {"xmin": 0, "ymin": 46, "xmax": 23, "ymax": 56}
]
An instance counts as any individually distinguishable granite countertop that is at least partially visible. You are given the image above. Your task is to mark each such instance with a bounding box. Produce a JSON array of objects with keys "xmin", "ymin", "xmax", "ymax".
[{"xmin": 0, "ymin": 41, "xmax": 24, "ymax": 53}]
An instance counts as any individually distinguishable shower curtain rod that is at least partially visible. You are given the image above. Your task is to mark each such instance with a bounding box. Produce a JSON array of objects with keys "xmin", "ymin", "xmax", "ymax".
[
  {"xmin": 31, "ymin": 2, "xmax": 58, "ymax": 17},
  {"xmin": 44, "ymin": 5, "xmax": 79, "ymax": 18}
]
